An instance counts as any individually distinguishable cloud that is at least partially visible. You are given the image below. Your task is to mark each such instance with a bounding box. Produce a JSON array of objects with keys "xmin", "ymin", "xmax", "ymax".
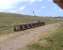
[
  {"xmin": 19, "ymin": 6, "xmax": 26, "ymax": 10},
  {"xmin": 59, "ymin": 9, "xmax": 63, "ymax": 12},
  {"xmin": 17, "ymin": 0, "xmax": 42, "ymax": 2},
  {"xmin": 41, "ymin": 6, "xmax": 46, "ymax": 8},
  {"xmin": 0, "ymin": 0, "xmax": 16, "ymax": 9},
  {"xmin": 48, "ymin": 0, "xmax": 52, "ymax": 2},
  {"xmin": 0, "ymin": 0, "xmax": 43, "ymax": 12},
  {"xmin": 17, "ymin": 0, "xmax": 43, "ymax": 4},
  {"xmin": 11, "ymin": 6, "xmax": 26, "ymax": 14}
]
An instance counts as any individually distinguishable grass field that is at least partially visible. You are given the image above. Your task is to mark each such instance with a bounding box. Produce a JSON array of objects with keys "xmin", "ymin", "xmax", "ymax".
[
  {"xmin": 26, "ymin": 24, "xmax": 63, "ymax": 50},
  {"xmin": 0, "ymin": 13, "xmax": 63, "ymax": 50},
  {"xmin": 0, "ymin": 12, "xmax": 63, "ymax": 36}
]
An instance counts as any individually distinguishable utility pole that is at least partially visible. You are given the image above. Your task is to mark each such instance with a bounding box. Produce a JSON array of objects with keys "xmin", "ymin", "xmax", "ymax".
[{"xmin": 32, "ymin": 8, "xmax": 36, "ymax": 16}]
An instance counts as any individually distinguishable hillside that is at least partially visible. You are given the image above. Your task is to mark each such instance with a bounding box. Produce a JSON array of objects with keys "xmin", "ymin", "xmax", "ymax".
[
  {"xmin": 0, "ymin": 12, "xmax": 63, "ymax": 35},
  {"xmin": 0, "ymin": 12, "xmax": 63, "ymax": 26}
]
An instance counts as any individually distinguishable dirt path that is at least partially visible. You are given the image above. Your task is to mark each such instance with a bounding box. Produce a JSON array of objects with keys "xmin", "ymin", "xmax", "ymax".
[{"xmin": 0, "ymin": 23, "xmax": 61, "ymax": 50}]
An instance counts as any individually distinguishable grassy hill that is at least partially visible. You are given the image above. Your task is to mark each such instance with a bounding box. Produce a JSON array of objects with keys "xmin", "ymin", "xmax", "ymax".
[{"xmin": 0, "ymin": 12, "xmax": 63, "ymax": 35}]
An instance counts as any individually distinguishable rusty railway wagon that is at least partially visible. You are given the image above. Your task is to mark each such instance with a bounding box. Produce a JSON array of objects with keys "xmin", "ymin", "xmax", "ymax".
[{"xmin": 14, "ymin": 21, "xmax": 45, "ymax": 32}]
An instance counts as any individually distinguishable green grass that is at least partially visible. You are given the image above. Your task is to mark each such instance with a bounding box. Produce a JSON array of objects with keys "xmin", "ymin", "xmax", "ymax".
[{"xmin": 27, "ymin": 27, "xmax": 63, "ymax": 50}]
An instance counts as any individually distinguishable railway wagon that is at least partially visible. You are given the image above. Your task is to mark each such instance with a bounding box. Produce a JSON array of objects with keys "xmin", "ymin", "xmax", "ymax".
[{"xmin": 14, "ymin": 21, "xmax": 45, "ymax": 32}]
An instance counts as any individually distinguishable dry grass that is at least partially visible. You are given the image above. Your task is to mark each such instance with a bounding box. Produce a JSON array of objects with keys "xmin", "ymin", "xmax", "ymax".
[{"xmin": 26, "ymin": 24, "xmax": 63, "ymax": 50}]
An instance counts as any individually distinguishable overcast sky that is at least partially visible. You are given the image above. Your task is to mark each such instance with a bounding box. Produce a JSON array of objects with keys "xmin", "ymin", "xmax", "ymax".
[{"xmin": 0, "ymin": 0, "xmax": 63, "ymax": 16}]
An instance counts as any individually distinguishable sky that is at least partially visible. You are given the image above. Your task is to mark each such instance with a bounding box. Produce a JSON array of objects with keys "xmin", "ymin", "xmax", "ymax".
[{"xmin": 0, "ymin": 0, "xmax": 63, "ymax": 16}]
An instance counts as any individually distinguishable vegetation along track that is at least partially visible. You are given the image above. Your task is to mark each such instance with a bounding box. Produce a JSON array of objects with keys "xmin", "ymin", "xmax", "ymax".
[{"xmin": 0, "ymin": 23, "xmax": 62, "ymax": 50}]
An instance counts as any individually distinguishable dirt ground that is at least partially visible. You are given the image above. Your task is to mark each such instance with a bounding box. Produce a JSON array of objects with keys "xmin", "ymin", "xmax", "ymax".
[{"xmin": 0, "ymin": 23, "xmax": 61, "ymax": 50}]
